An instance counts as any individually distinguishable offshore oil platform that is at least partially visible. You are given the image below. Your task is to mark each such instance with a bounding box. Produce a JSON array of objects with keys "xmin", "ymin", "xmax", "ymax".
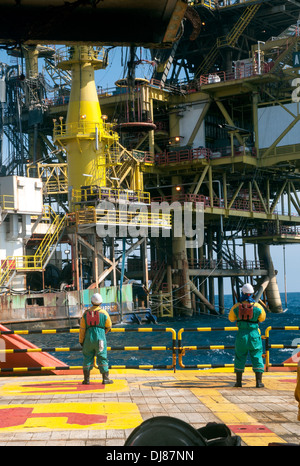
[{"xmin": 0, "ymin": 0, "xmax": 300, "ymax": 329}]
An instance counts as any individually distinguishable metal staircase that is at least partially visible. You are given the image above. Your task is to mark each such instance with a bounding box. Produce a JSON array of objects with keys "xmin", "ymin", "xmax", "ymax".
[
  {"xmin": 195, "ymin": 45, "xmax": 219, "ymax": 79},
  {"xmin": 152, "ymin": 41, "xmax": 180, "ymax": 86},
  {"xmin": 217, "ymin": 3, "xmax": 261, "ymax": 48},
  {"xmin": 34, "ymin": 206, "xmax": 66, "ymax": 267},
  {"xmin": 44, "ymin": 57, "xmax": 72, "ymax": 88},
  {"xmin": 106, "ymin": 143, "xmax": 140, "ymax": 189},
  {"xmin": 195, "ymin": 3, "xmax": 261, "ymax": 77},
  {"xmin": 149, "ymin": 261, "xmax": 173, "ymax": 317},
  {"xmin": 268, "ymin": 36, "xmax": 300, "ymax": 74},
  {"xmin": 149, "ymin": 261, "xmax": 166, "ymax": 293},
  {"xmin": 0, "ymin": 205, "xmax": 66, "ymax": 288}
]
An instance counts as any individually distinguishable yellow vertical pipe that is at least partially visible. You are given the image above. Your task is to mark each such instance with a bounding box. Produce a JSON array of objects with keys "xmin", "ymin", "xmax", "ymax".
[
  {"xmin": 66, "ymin": 47, "xmax": 105, "ymax": 192},
  {"xmin": 134, "ymin": 163, "xmax": 144, "ymax": 191},
  {"xmin": 56, "ymin": 46, "xmax": 109, "ymax": 195}
]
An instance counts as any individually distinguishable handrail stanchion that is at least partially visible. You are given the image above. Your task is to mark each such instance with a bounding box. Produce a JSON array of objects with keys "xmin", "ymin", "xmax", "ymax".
[
  {"xmin": 264, "ymin": 326, "xmax": 300, "ymax": 370},
  {"xmin": 178, "ymin": 328, "xmax": 184, "ymax": 368},
  {"xmin": 109, "ymin": 327, "xmax": 176, "ymax": 371},
  {"xmin": 179, "ymin": 327, "xmax": 238, "ymax": 369},
  {"xmin": 265, "ymin": 326, "xmax": 271, "ymax": 372}
]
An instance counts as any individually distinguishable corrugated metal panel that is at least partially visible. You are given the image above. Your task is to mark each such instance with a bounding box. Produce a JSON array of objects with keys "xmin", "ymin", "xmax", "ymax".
[
  {"xmin": 0, "ymin": 285, "xmax": 133, "ymax": 327},
  {"xmin": 258, "ymin": 103, "xmax": 300, "ymax": 149}
]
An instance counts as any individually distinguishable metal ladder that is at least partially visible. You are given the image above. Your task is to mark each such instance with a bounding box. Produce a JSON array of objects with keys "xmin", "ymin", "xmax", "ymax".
[
  {"xmin": 269, "ymin": 36, "xmax": 300, "ymax": 74},
  {"xmin": 106, "ymin": 143, "xmax": 140, "ymax": 188},
  {"xmin": 217, "ymin": 3, "xmax": 261, "ymax": 47},
  {"xmin": 195, "ymin": 3, "xmax": 261, "ymax": 77},
  {"xmin": 0, "ymin": 206, "xmax": 66, "ymax": 288}
]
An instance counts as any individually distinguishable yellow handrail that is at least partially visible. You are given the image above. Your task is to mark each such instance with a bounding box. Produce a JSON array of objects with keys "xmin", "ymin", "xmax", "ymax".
[
  {"xmin": 69, "ymin": 207, "xmax": 172, "ymax": 229},
  {"xmin": 265, "ymin": 326, "xmax": 300, "ymax": 370},
  {"xmin": 72, "ymin": 187, "xmax": 151, "ymax": 205},
  {"xmin": 0, "ymin": 205, "xmax": 66, "ymax": 287},
  {"xmin": 0, "ymin": 326, "xmax": 177, "ymax": 372},
  {"xmin": 178, "ymin": 327, "xmax": 238, "ymax": 369},
  {"xmin": 53, "ymin": 120, "xmax": 118, "ymax": 142},
  {"xmin": 199, "ymin": 0, "xmax": 261, "ymax": 9},
  {"xmin": 0, "ymin": 325, "xmax": 299, "ymax": 372},
  {"xmin": 0, "ymin": 194, "xmax": 14, "ymax": 210}
]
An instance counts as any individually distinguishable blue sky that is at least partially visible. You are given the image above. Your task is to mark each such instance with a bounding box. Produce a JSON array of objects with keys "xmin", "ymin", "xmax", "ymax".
[{"xmin": 92, "ymin": 46, "xmax": 155, "ymax": 90}]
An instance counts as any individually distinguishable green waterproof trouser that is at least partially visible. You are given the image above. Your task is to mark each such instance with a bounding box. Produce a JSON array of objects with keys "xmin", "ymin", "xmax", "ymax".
[
  {"xmin": 82, "ymin": 328, "xmax": 109, "ymax": 374},
  {"xmin": 234, "ymin": 329, "xmax": 264, "ymax": 373}
]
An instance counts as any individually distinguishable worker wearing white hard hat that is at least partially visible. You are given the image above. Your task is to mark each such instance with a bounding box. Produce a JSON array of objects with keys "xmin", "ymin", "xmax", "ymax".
[
  {"xmin": 229, "ymin": 283, "xmax": 266, "ymax": 388},
  {"xmin": 241, "ymin": 283, "xmax": 254, "ymax": 294},
  {"xmin": 91, "ymin": 293, "xmax": 103, "ymax": 305},
  {"xmin": 79, "ymin": 293, "xmax": 113, "ymax": 385}
]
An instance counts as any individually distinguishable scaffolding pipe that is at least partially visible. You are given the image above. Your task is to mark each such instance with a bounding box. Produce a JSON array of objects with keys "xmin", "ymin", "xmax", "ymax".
[
  {"xmin": 189, "ymin": 280, "xmax": 218, "ymax": 315},
  {"xmin": 257, "ymin": 244, "xmax": 283, "ymax": 313},
  {"xmin": 254, "ymin": 276, "xmax": 270, "ymax": 303}
]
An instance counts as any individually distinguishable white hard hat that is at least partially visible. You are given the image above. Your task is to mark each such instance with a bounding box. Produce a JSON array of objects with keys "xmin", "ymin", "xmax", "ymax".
[
  {"xmin": 241, "ymin": 283, "xmax": 254, "ymax": 294},
  {"xmin": 91, "ymin": 293, "xmax": 103, "ymax": 305}
]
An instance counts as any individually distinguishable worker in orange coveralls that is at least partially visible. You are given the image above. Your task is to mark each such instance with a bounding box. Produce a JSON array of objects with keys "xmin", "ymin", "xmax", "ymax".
[
  {"xmin": 228, "ymin": 283, "xmax": 266, "ymax": 388},
  {"xmin": 79, "ymin": 293, "xmax": 113, "ymax": 385}
]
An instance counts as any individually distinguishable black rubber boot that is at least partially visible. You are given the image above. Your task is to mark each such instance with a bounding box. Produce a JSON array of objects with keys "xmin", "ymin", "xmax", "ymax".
[
  {"xmin": 255, "ymin": 372, "xmax": 264, "ymax": 388},
  {"xmin": 82, "ymin": 368, "xmax": 90, "ymax": 385},
  {"xmin": 102, "ymin": 371, "xmax": 113, "ymax": 385},
  {"xmin": 234, "ymin": 371, "xmax": 243, "ymax": 387}
]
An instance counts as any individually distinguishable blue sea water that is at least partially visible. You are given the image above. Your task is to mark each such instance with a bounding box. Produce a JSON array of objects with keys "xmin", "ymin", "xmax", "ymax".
[{"xmin": 25, "ymin": 292, "xmax": 300, "ymax": 370}]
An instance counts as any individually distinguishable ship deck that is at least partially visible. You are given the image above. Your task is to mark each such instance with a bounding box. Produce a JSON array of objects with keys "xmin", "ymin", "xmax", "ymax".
[{"xmin": 0, "ymin": 368, "xmax": 299, "ymax": 447}]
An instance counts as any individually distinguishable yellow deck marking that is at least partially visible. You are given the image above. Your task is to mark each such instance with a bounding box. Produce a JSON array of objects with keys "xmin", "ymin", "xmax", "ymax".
[
  {"xmin": 0, "ymin": 402, "xmax": 142, "ymax": 432},
  {"xmin": 263, "ymin": 375, "xmax": 297, "ymax": 391},
  {"xmin": 0, "ymin": 369, "xmax": 297, "ymax": 445},
  {"xmin": 0, "ymin": 379, "xmax": 128, "ymax": 396},
  {"xmin": 191, "ymin": 387, "xmax": 287, "ymax": 446}
]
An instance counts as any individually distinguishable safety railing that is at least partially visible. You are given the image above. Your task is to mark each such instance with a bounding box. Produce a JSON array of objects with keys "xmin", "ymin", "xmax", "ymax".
[
  {"xmin": 153, "ymin": 146, "xmax": 257, "ymax": 165},
  {"xmin": 108, "ymin": 328, "xmax": 176, "ymax": 370},
  {"xmin": 155, "ymin": 148, "xmax": 211, "ymax": 165},
  {"xmin": 55, "ymin": 45, "xmax": 107, "ymax": 64},
  {"xmin": 0, "ymin": 195, "xmax": 14, "ymax": 211},
  {"xmin": 68, "ymin": 207, "xmax": 172, "ymax": 230},
  {"xmin": 198, "ymin": 0, "xmax": 260, "ymax": 9},
  {"xmin": 72, "ymin": 187, "xmax": 151, "ymax": 205},
  {"xmin": 35, "ymin": 206, "xmax": 66, "ymax": 263},
  {"xmin": 229, "ymin": 198, "xmax": 265, "ymax": 213},
  {"xmin": 1, "ymin": 326, "xmax": 299, "ymax": 373},
  {"xmin": 198, "ymin": 62, "xmax": 274, "ymax": 86},
  {"xmin": 187, "ymin": 1, "xmax": 260, "ymax": 10},
  {"xmin": 0, "ymin": 205, "xmax": 66, "ymax": 287},
  {"xmin": 27, "ymin": 162, "xmax": 69, "ymax": 196},
  {"xmin": 187, "ymin": 259, "xmax": 265, "ymax": 270},
  {"xmin": 1, "ymin": 255, "xmax": 43, "ymax": 271},
  {"xmin": 209, "ymin": 145, "xmax": 256, "ymax": 158},
  {"xmin": 151, "ymin": 193, "xmax": 208, "ymax": 205},
  {"xmin": 53, "ymin": 120, "xmax": 118, "ymax": 142},
  {"xmin": 178, "ymin": 327, "xmax": 238, "ymax": 369},
  {"xmin": 150, "ymin": 193, "xmax": 266, "ymax": 215},
  {"xmin": 200, "ymin": 0, "xmax": 215, "ymax": 9},
  {"xmin": 265, "ymin": 326, "xmax": 300, "ymax": 371},
  {"xmin": 0, "ymin": 327, "xmax": 177, "ymax": 373},
  {"xmin": 249, "ymin": 225, "xmax": 300, "ymax": 238}
]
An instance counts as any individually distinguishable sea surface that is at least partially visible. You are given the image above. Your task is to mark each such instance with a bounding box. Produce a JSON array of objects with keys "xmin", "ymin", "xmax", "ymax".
[{"xmin": 25, "ymin": 292, "xmax": 300, "ymax": 370}]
